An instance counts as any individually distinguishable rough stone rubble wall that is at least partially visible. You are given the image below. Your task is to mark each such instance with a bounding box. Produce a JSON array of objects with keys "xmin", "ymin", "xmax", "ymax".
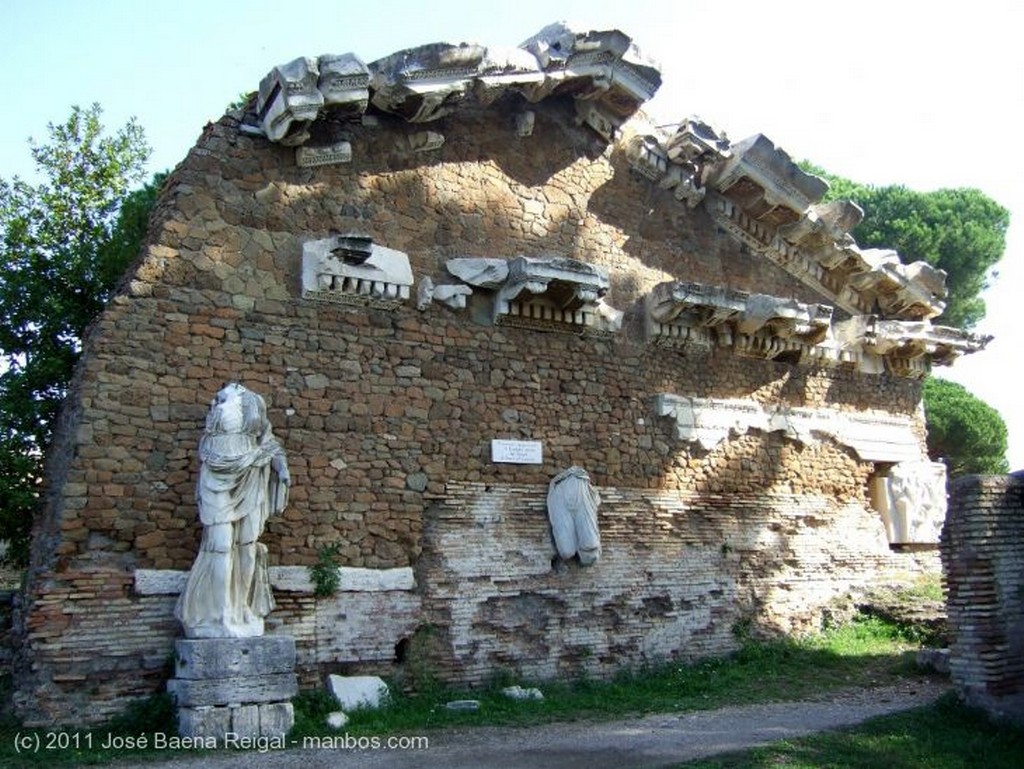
[
  {"xmin": 942, "ymin": 475, "xmax": 1024, "ymax": 724},
  {"xmin": 14, "ymin": 101, "xmax": 934, "ymax": 725}
]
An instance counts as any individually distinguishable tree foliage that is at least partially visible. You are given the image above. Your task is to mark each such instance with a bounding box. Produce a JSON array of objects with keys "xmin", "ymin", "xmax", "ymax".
[
  {"xmin": 805, "ymin": 164, "xmax": 1009, "ymax": 329},
  {"xmin": 0, "ymin": 103, "xmax": 153, "ymax": 563},
  {"xmin": 922, "ymin": 377, "xmax": 1009, "ymax": 476}
]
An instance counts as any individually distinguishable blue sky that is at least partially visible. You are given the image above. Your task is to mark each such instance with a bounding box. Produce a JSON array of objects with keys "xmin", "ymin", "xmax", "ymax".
[{"xmin": 3, "ymin": 0, "xmax": 1023, "ymax": 465}]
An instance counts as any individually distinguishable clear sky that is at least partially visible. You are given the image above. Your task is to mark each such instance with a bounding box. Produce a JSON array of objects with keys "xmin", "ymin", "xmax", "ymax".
[{"xmin": 2, "ymin": 0, "xmax": 1022, "ymax": 466}]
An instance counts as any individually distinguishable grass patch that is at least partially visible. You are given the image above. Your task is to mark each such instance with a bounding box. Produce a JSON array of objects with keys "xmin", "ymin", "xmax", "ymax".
[
  {"xmin": 678, "ymin": 692, "xmax": 1024, "ymax": 769},
  {"xmin": 897, "ymin": 573, "xmax": 945, "ymax": 603},
  {"xmin": 0, "ymin": 686, "xmax": 197, "ymax": 768}
]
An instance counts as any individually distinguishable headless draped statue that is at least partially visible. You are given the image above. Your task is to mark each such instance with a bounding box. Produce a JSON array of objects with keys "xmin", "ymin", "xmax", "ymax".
[
  {"xmin": 547, "ymin": 466, "xmax": 601, "ymax": 566},
  {"xmin": 176, "ymin": 383, "xmax": 290, "ymax": 638}
]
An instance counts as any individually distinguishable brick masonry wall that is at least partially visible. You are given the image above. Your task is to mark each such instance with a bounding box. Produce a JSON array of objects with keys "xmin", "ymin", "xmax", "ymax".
[
  {"xmin": 13, "ymin": 97, "xmax": 933, "ymax": 725},
  {"xmin": 942, "ymin": 475, "xmax": 1024, "ymax": 725},
  {"xmin": 418, "ymin": 479, "xmax": 934, "ymax": 685}
]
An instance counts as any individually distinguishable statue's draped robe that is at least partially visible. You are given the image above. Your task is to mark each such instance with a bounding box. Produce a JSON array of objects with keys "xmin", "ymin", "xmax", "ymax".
[
  {"xmin": 547, "ymin": 466, "xmax": 601, "ymax": 565},
  {"xmin": 176, "ymin": 429, "xmax": 288, "ymax": 638}
]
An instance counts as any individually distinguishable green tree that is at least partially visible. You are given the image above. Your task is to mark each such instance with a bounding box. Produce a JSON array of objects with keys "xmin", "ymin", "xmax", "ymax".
[
  {"xmin": 0, "ymin": 103, "xmax": 153, "ymax": 563},
  {"xmin": 804, "ymin": 165, "xmax": 1009, "ymax": 330},
  {"xmin": 922, "ymin": 377, "xmax": 1009, "ymax": 476}
]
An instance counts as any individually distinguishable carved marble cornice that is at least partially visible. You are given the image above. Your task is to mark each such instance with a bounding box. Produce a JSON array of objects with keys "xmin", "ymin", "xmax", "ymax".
[
  {"xmin": 256, "ymin": 57, "xmax": 326, "ymax": 146},
  {"xmin": 255, "ymin": 22, "xmax": 660, "ymax": 149},
  {"xmin": 646, "ymin": 279, "xmax": 988, "ymax": 377},
  {"xmin": 653, "ymin": 393, "xmax": 924, "ymax": 463},
  {"xmin": 709, "ymin": 134, "xmax": 829, "ymax": 228},
  {"xmin": 445, "ymin": 256, "xmax": 623, "ymax": 334},
  {"xmin": 301, "ymin": 235, "xmax": 413, "ymax": 309},
  {"xmin": 519, "ymin": 23, "xmax": 661, "ymax": 140},
  {"xmin": 254, "ymin": 26, "xmax": 966, "ymax": 349},
  {"xmin": 834, "ymin": 316, "xmax": 991, "ymax": 375},
  {"xmin": 623, "ymin": 117, "xmax": 951, "ymax": 324}
]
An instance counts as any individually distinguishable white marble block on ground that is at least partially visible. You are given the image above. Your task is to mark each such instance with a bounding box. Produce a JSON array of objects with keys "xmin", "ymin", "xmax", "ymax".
[{"xmin": 327, "ymin": 674, "xmax": 390, "ymax": 710}]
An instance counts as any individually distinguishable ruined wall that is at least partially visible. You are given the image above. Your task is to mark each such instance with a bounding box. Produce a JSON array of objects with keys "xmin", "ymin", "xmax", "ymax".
[
  {"xmin": 15, "ymin": 99, "xmax": 934, "ymax": 725},
  {"xmin": 942, "ymin": 475, "xmax": 1024, "ymax": 725},
  {"xmin": 419, "ymin": 479, "xmax": 932, "ymax": 685}
]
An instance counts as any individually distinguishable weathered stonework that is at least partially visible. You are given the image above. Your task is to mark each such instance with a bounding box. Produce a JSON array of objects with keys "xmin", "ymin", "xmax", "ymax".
[
  {"xmin": 13, "ymin": 23, "xmax": 976, "ymax": 725},
  {"xmin": 942, "ymin": 475, "xmax": 1024, "ymax": 725}
]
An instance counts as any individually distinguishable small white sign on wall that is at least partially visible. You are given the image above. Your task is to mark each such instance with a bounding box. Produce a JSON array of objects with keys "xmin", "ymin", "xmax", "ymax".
[{"xmin": 491, "ymin": 439, "xmax": 544, "ymax": 465}]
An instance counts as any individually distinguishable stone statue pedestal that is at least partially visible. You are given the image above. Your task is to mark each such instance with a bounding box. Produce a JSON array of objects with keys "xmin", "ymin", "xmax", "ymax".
[{"xmin": 167, "ymin": 635, "xmax": 298, "ymax": 741}]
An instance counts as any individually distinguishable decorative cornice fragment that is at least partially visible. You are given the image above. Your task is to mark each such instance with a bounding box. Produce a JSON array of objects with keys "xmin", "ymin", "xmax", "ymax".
[
  {"xmin": 257, "ymin": 57, "xmax": 323, "ymax": 146},
  {"xmin": 520, "ymin": 22, "xmax": 661, "ymax": 140},
  {"xmin": 627, "ymin": 117, "xmax": 951, "ymax": 324},
  {"xmin": 708, "ymin": 134, "xmax": 828, "ymax": 227},
  {"xmin": 302, "ymin": 235, "xmax": 413, "ymax": 309},
  {"xmin": 653, "ymin": 393, "xmax": 924, "ymax": 463},
  {"xmin": 446, "ymin": 256, "xmax": 622, "ymax": 334},
  {"xmin": 646, "ymin": 279, "xmax": 987, "ymax": 376},
  {"xmin": 834, "ymin": 315, "xmax": 991, "ymax": 373},
  {"xmin": 296, "ymin": 141, "xmax": 352, "ymax": 167},
  {"xmin": 255, "ymin": 22, "xmax": 659, "ymax": 147},
  {"xmin": 252, "ymin": 28, "xmax": 958, "ymax": 336}
]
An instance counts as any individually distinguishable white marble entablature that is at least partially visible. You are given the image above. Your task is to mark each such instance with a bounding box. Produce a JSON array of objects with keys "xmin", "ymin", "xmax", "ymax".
[
  {"xmin": 446, "ymin": 256, "xmax": 622, "ymax": 334},
  {"xmin": 416, "ymin": 275, "xmax": 474, "ymax": 311},
  {"xmin": 778, "ymin": 199, "xmax": 864, "ymax": 255},
  {"xmin": 646, "ymin": 278, "xmax": 987, "ymax": 376},
  {"xmin": 519, "ymin": 22, "xmax": 661, "ymax": 140},
  {"xmin": 626, "ymin": 118, "xmax": 731, "ymax": 208},
  {"xmin": 318, "ymin": 53, "xmax": 371, "ymax": 113},
  {"xmin": 295, "ymin": 141, "xmax": 352, "ymax": 168},
  {"xmin": 446, "ymin": 257, "xmax": 510, "ymax": 288},
  {"xmin": 869, "ymin": 460, "xmax": 947, "ymax": 544},
  {"xmin": 700, "ymin": 189, "xmax": 949, "ymax": 322},
  {"xmin": 497, "ymin": 256, "xmax": 619, "ymax": 332},
  {"xmin": 257, "ymin": 57, "xmax": 324, "ymax": 146},
  {"xmin": 646, "ymin": 280, "xmax": 832, "ymax": 359},
  {"xmin": 646, "ymin": 281, "xmax": 746, "ymax": 336},
  {"xmin": 623, "ymin": 117, "xmax": 950, "ymax": 325},
  {"xmin": 255, "ymin": 22, "xmax": 659, "ymax": 148},
  {"xmin": 708, "ymin": 133, "xmax": 830, "ymax": 227},
  {"xmin": 302, "ymin": 235, "xmax": 413, "ymax": 309},
  {"xmin": 368, "ymin": 42, "xmax": 490, "ymax": 123},
  {"xmin": 735, "ymin": 293, "xmax": 832, "ymax": 343},
  {"xmin": 847, "ymin": 250, "xmax": 948, "ymax": 320},
  {"xmin": 368, "ymin": 42, "xmax": 544, "ymax": 123},
  {"xmin": 834, "ymin": 315, "xmax": 991, "ymax": 371},
  {"xmin": 250, "ymin": 28, "xmax": 960, "ymax": 337},
  {"xmin": 654, "ymin": 393, "xmax": 924, "ymax": 463}
]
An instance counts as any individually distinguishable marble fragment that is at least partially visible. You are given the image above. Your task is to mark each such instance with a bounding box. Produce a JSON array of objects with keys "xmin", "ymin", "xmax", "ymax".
[
  {"xmin": 870, "ymin": 460, "xmax": 948, "ymax": 544},
  {"xmin": 547, "ymin": 466, "xmax": 602, "ymax": 565},
  {"xmin": 257, "ymin": 57, "xmax": 323, "ymax": 146},
  {"xmin": 327, "ymin": 675, "xmax": 389, "ymax": 710},
  {"xmin": 446, "ymin": 257, "xmax": 510, "ymax": 288}
]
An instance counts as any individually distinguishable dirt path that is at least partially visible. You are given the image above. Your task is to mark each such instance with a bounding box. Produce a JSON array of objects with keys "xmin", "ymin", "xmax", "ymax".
[{"xmin": 112, "ymin": 679, "xmax": 950, "ymax": 769}]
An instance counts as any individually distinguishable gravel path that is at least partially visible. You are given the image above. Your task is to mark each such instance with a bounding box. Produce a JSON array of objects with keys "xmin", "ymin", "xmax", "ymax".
[{"xmin": 110, "ymin": 679, "xmax": 950, "ymax": 769}]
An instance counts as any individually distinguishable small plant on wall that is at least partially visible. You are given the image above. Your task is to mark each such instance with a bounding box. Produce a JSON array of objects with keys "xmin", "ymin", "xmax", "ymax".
[{"xmin": 308, "ymin": 544, "xmax": 341, "ymax": 598}]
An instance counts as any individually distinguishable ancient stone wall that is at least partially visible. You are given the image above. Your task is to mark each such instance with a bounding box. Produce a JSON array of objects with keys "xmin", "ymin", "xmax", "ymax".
[
  {"xmin": 14, "ymin": 98, "xmax": 935, "ymax": 725},
  {"xmin": 942, "ymin": 475, "xmax": 1024, "ymax": 725},
  {"xmin": 418, "ymin": 480, "xmax": 934, "ymax": 685}
]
